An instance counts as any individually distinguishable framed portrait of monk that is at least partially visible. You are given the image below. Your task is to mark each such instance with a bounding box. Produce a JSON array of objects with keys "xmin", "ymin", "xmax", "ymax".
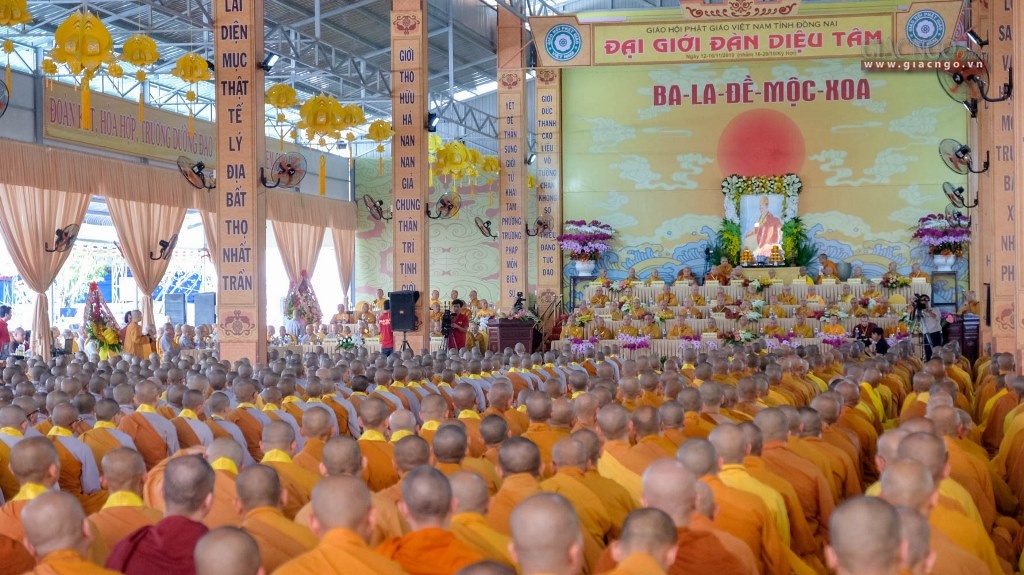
[{"xmin": 740, "ymin": 193, "xmax": 784, "ymax": 258}]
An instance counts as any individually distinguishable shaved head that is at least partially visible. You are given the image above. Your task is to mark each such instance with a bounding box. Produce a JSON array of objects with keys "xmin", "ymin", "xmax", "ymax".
[
  {"xmin": 21, "ymin": 491, "xmax": 88, "ymax": 557},
  {"xmin": 311, "ymin": 475, "xmax": 372, "ymax": 536},
  {"xmin": 827, "ymin": 497, "xmax": 903, "ymax": 575},
  {"xmin": 432, "ymin": 424, "xmax": 469, "ymax": 464},
  {"xmin": 642, "ymin": 458, "xmax": 697, "ymax": 526},
  {"xmin": 322, "ymin": 436, "xmax": 363, "ymax": 477},
  {"xmin": 894, "ymin": 507, "xmax": 932, "ymax": 574},
  {"xmin": 394, "ymin": 435, "xmax": 431, "ymax": 472},
  {"xmin": 449, "ymin": 471, "xmax": 490, "ymax": 515},
  {"xmin": 597, "ymin": 404, "xmax": 630, "ymax": 441},
  {"xmin": 163, "ymin": 455, "xmax": 215, "ymax": 515},
  {"xmin": 498, "ymin": 437, "xmax": 542, "ymax": 477},
  {"xmin": 675, "ymin": 438, "xmax": 717, "ymax": 477},
  {"xmin": 301, "ymin": 405, "xmax": 332, "ymax": 439},
  {"xmin": 708, "ymin": 423, "xmax": 747, "ymax": 464},
  {"xmin": 208, "ymin": 437, "xmax": 245, "ymax": 469},
  {"xmin": 896, "ymin": 432, "xmax": 948, "ymax": 483},
  {"xmin": 571, "ymin": 429, "xmax": 602, "ymax": 466},
  {"xmin": 455, "ymin": 561, "xmax": 516, "ymax": 575},
  {"xmin": 879, "ymin": 459, "xmax": 934, "ymax": 511},
  {"xmin": 261, "ymin": 420, "xmax": 296, "ymax": 453},
  {"xmin": 194, "ymin": 527, "xmax": 262, "ymax": 575},
  {"xmin": 100, "ymin": 447, "xmax": 146, "ymax": 493},
  {"xmin": 401, "ymin": 465, "xmax": 452, "ymax": 524},
  {"xmin": 551, "ymin": 438, "xmax": 588, "ymax": 471},
  {"xmin": 631, "ymin": 406, "xmax": 661, "ymax": 437},
  {"xmin": 614, "ymin": 508, "xmax": 678, "ymax": 569},
  {"xmin": 510, "ymin": 493, "xmax": 582, "ymax": 575},
  {"xmin": 235, "ymin": 464, "xmax": 282, "ymax": 512},
  {"xmin": 753, "ymin": 408, "xmax": 788, "ymax": 442},
  {"xmin": 359, "ymin": 397, "xmax": 390, "ymax": 429},
  {"xmin": 10, "ymin": 436, "xmax": 59, "ymax": 485}
]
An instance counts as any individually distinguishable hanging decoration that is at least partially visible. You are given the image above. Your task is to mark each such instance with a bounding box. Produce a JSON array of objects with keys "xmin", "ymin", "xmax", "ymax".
[
  {"xmin": 120, "ymin": 33, "xmax": 159, "ymax": 121},
  {"xmin": 170, "ymin": 52, "xmax": 211, "ymax": 136},
  {"xmin": 427, "ymin": 133, "xmax": 443, "ymax": 186},
  {"xmin": 47, "ymin": 10, "xmax": 116, "ymax": 130},
  {"xmin": 340, "ymin": 103, "xmax": 365, "ymax": 171},
  {"xmin": 297, "ymin": 94, "xmax": 364, "ymax": 196},
  {"xmin": 366, "ymin": 119, "xmax": 393, "ymax": 176},
  {"xmin": 40, "ymin": 57, "xmax": 56, "ymax": 90},
  {"xmin": 266, "ymin": 83, "xmax": 299, "ymax": 151},
  {"xmin": 0, "ymin": 0, "xmax": 31, "ymax": 96}
]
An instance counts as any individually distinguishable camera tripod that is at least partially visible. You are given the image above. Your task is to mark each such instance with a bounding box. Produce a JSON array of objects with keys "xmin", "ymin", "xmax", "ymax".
[{"xmin": 398, "ymin": 331, "xmax": 413, "ymax": 354}]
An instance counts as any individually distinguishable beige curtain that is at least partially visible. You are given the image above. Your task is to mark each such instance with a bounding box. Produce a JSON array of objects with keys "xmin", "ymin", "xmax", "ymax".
[
  {"xmin": 0, "ymin": 143, "xmax": 91, "ymax": 361},
  {"xmin": 193, "ymin": 190, "xmax": 220, "ymax": 274},
  {"xmin": 271, "ymin": 221, "xmax": 325, "ymax": 285},
  {"xmin": 331, "ymin": 228, "xmax": 355, "ymax": 303},
  {"xmin": 104, "ymin": 164, "xmax": 187, "ymax": 330}
]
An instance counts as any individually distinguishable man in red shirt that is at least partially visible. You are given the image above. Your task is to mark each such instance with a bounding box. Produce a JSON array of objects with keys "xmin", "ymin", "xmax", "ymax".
[
  {"xmin": 0, "ymin": 305, "xmax": 11, "ymax": 357},
  {"xmin": 378, "ymin": 300, "xmax": 394, "ymax": 356},
  {"xmin": 447, "ymin": 299, "xmax": 469, "ymax": 350}
]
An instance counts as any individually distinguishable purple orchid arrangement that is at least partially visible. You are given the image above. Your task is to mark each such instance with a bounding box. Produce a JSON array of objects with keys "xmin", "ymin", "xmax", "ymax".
[
  {"xmin": 557, "ymin": 220, "xmax": 615, "ymax": 261},
  {"xmin": 911, "ymin": 213, "xmax": 971, "ymax": 255}
]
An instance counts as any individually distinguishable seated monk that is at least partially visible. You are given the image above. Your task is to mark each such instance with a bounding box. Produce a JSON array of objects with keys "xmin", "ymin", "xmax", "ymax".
[
  {"xmin": 678, "ymin": 298, "xmax": 703, "ymax": 319},
  {"xmin": 729, "ymin": 267, "xmax": 750, "ymax": 287},
  {"xmin": 777, "ymin": 287, "xmax": 798, "ymax": 306},
  {"xmin": 257, "ymin": 421, "xmax": 319, "ymax": 520},
  {"xmin": 600, "ymin": 508, "xmax": 679, "ymax": 575},
  {"xmin": 688, "ymin": 286, "xmax": 706, "ymax": 306},
  {"xmin": 562, "ymin": 315, "xmax": 584, "ymax": 341},
  {"xmin": 592, "ymin": 318, "xmax": 613, "ymax": 340},
  {"xmin": 643, "ymin": 270, "xmax": 665, "ymax": 287},
  {"xmin": 357, "ymin": 398, "xmax": 401, "ymax": 491},
  {"xmin": 448, "ymin": 472, "xmax": 515, "ymax": 566},
  {"xmin": 794, "ymin": 267, "xmax": 814, "ymax": 285},
  {"xmin": 655, "ymin": 285, "xmax": 678, "ymax": 306},
  {"xmin": 908, "ymin": 263, "xmax": 929, "ymax": 283},
  {"xmin": 881, "ymin": 262, "xmax": 903, "ymax": 285},
  {"xmin": 486, "ymin": 437, "xmax": 543, "ymax": 534},
  {"xmin": 839, "ymin": 285, "xmax": 854, "ymax": 304},
  {"xmin": 236, "ymin": 464, "xmax": 317, "ymax": 572},
  {"xmin": 193, "ymin": 527, "xmax": 262, "ymax": 575},
  {"xmin": 764, "ymin": 296, "xmax": 787, "ymax": 319},
  {"xmin": 675, "ymin": 266, "xmax": 697, "ymax": 285},
  {"xmin": 508, "ymin": 493, "xmax": 585, "ymax": 575},
  {"xmin": 618, "ymin": 317, "xmax": 640, "ymax": 338},
  {"xmin": 590, "ymin": 288, "xmax": 610, "ymax": 308},
  {"xmin": 87, "ymin": 448, "xmax": 163, "ymax": 565},
  {"xmin": 817, "ymin": 254, "xmax": 839, "ymax": 284},
  {"xmin": 641, "ymin": 317, "xmax": 662, "ymax": 340},
  {"xmin": 804, "ymin": 287, "xmax": 824, "ymax": 306},
  {"xmin": 718, "ymin": 257, "xmax": 734, "ymax": 278},
  {"xmin": 761, "ymin": 318, "xmax": 784, "ymax": 338},
  {"xmin": 847, "ymin": 265, "xmax": 867, "ymax": 283},
  {"xmin": 863, "ymin": 282, "xmax": 882, "ymax": 300},
  {"xmin": 667, "ymin": 318, "xmax": 694, "ymax": 339},
  {"xmin": 705, "ymin": 265, "xmax": 730, "ymax": 286},
  {"xmin": 48, "ymin": 403, "xmax": 107, "ymax": 514},
  {"xmin": 274, "ymin": 476, "xmax": 408, "ymax": 575},
  {"xmin": 822, "ymin": 316, "xmax": 847, "ymax": 336},
  {"xmin": 105, "ymin": 455, "xmax": 215, "ymax": 574},
  {"xmin": 377, "ymin": 466, "xmax": 482, "ymax": 573},
  {"xmin": 0, "ymin": 437, "xmax": 62, "ymax": 573},
  {"xmin": 827, "ymin": 497, "xmax": 905, "ymax": 575},
  {"xmin": 22, "ymin": 491, "xmax": 122, "ymax": 575}
]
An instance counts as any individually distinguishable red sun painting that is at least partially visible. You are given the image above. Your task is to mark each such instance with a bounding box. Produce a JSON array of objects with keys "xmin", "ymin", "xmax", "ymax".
[{"xmin": 717, "ymin": 109, "xmax": 806, "ymax": 176}]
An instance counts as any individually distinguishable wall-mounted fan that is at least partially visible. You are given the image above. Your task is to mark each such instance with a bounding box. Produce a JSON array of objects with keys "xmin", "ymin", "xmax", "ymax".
[
  {"xmin": 943, "ymin": 181, "xmax": 977, "ymax": 210},
  {"xmin": 177, "ymin": 156, "xmax": 216, "ymax": 190},
  {"xmin": 0, "ymin": 79, "xmax": 8, "ymax": 121},
  {"xmin": 362, "ymin": 194, "xmax": 393, "ymax": 221},
  {"xmin": 149, "ymin": 233, "xmax": 179, "ymax": 261},
  {"xmin": 474, "ymin": 217, "xmax": 498, "ymax": 239},
  {"xmin": 261, "ymin": 152, "xmax": 307, "ymax": 188},
  {"xmin": 525, "ymin": 215, "xmax": 552, "ymax": 237},
  {"xmin": 939, "ymin": 138, "xmax": 989, "ymax": 174},
  {"xmin": 425, "ymin": 194, "xmax": 458, "ymax": 220},
  {"xmin": 936, "ymin": 46, "xmax": 1012, "ymax": 119},
  {"xmin": 44, "ymin": 224, "xmax": 80, "ymax": 253}
]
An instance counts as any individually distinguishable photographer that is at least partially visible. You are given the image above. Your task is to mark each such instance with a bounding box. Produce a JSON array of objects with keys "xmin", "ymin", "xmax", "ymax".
[
  {"xmin": 446, "ymin": 299, "xmax": 469, "ymax": 350},
  {"xmin": 915, "ymin": 294, "xmax": 942, "ymax": 360}
]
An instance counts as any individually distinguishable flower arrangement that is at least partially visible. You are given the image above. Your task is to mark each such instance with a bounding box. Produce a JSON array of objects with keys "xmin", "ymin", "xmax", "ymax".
[
  {"xmin": 716, "ymin": 174, "xmax": 814, "ymax": 266},
  {"xmin": 744, "ymin": 310, "xmax": 763, "ymax": 322},
  {"xmin": 820, "ymin": 333, "xmax": 846, "ymax": 348},
  {"xmin": 83, "ymin": 282, "xmax": 121, "ymax": 359},
  {"xmin": 557, "ymin": 220, "xmax": 615, "ymax": 262},
  {"xmin": 656, "ymin": 308, "xmax": 675, "ymax": 322},
  {"xmin": 880, "ymin": 275, "xmax": 912, "ymax": 289},
  {"xmin": 616, "ymin": 333, "xmax": 651, "ymax": 350},
  {"xmin": 722, "ymin": 330, "xmax": 756, "ymax": 345},
  {"xmin": 677, "ymin": 336, "xmax": 702, "ymax": 350},
  {"xmin": 765, "ymin": 333, "xmax": 800, "ymax": 350},
  {"xmin": 911, "ymin": 213, "xmax": 971, "ymax": 256},
  {"xmin": 575, "ymin": 309, "xmax": 594, "ymax": 325},
  {"xmin": 886, "ymin": 332, "xmax": 910, "ymax": 347},
  {"xmin": 284, "ymin": 272, "xmax": 323, "ymax": 327},
  {"xmin": 500, "ymin": 308, "xmax": 541, "ymax": 324},
  {"xmin": 822, "ymin": 309, "xmax": 850, "ymax": 320},
  {"xmin": 571, "ymin": 336, "xmax": 600, "ymax": 355},
  {"xmin": 335, "ymin": 335, "xmax": 356, "ymax": 351}
]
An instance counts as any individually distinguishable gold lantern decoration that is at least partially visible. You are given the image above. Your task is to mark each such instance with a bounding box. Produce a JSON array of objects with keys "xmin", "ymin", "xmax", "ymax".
[
  {"xmin": 120, "ymin": 33, "xmax": 159, "ymax": 121},
  {"xmin": 340, "ymin": 103, "xmax": 365, "ymax": 170},
  {"xmin": 1, "ymin": 39, "xmax": 12, "ymax": 92},
  {"xmin": 427, "ymin": 133, "xmax": 443, "ymax": 185},
  {"xmin": 0, "ymin": 0, "xmax": 31, "ymax": 95},
  {"xmin": 48, "ymin": 10, "xmax": 115, "ymax": 130},
  {"xmin": 366, "ymin": 119, "xmax": 394, "ymax": 176},
  {"xmin": 266, "ymin": 83, "xmax": 298, "ymax": 151},
  {"xmin": 40, "ymin": 57, "xmax": 56, "ymax": 89},
  {"xmin": 297, "ymin": 94, "xmax": 356, "ymax": 196},
  {"xmin": 170, "ymin": 52, "xmax": 211, "ymax": 136}
]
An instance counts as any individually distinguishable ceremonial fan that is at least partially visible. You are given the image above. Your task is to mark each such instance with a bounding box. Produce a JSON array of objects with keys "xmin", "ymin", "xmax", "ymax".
[
  {"xmin": 177, "ymin": 156, "xmax": 216, "ymax": 190},
  {"xmin": 474, "ymin": 216, "xmax": 498, "ymax": 239},
  {"xmin": 938, "ymin": 139, "xmax": 988, "ymax": 175},
  {"xmin": 425, "ymin": 194, "xmax": 458, "ymax": 220},
  {"xmin": 149, "ymin": 233, "xmax": 179, "ymax": 261},
  {"xmin": 44, "ymin": 224, "xmax": 80, "ymax": 253},
  {"xmin": 362, "ymin": 194, "xmax": 393, "ymax": 222},
  {"xmin": 260, "ymin": 152, "xmax": 308, "ymax": 189}
]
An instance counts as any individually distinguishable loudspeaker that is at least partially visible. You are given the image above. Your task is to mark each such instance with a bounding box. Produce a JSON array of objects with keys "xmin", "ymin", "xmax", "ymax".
[{"xmin": 389, "ymin": 290, "xmax": 420, "ymax": 332}]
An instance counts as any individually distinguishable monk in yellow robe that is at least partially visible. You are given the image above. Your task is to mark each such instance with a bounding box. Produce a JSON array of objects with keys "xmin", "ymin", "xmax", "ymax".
[
  {"xmin": 453, "ymin": 384, "xmax": 487, "ymax": 457},
  {"xmin": 486, "ymin": 437, "xmax": 543, "ymax": 534},
  {"xmin": 541, "ymin": 439, "xmax": 614, "ymax": 571},
  {"xmin": 274, "ymin": 475, "xmax": 409, "ymax": 575},
  {"xmin": 87, "ymin": 448, "xmax": 162, "ymax": 565},
  {"xmin": 377, "ymin": 466, "xmax": 482, "ymax": 574},
  {"xmin": 257, "ymin": 421, "xmax": 318, "ymax": 520},
  {"xmin": 357, "ymin": 397, "xmax": 401, "ymax": 491},
  {"xmin": 20, "ymin": 491, "xmax": 122, "ymax": 575},
  {"xmin": 235, "ymin": 463, "xmax": 317, "ymax": 572},
  {"xmin": 596, "ymin": 404, "xmax": 659, "ymax": 503},
  {"xmin": 521, "ymin": 394, "xmax": 570, "ymax": 476},
  {"xmin": 630, "ymin": 406, "xmax": 677, "ymax": 460},
  {"xmin": 0, "ymin": 437, "xmax": 61, "ymax": 574},
  {"xmin": 447, "ymin": 472, "xmax": 515, "ymax": 567},
  {"xmin": 572, "ymin": 428, "xmax": 638, "ymax": 539},
  {"xmin": 292, "ymin": 405, "xmax": 332, "ymax": 475},
  {"xmin": 121, "ymin": 311, "xmax": 151, "ymax": 359}
]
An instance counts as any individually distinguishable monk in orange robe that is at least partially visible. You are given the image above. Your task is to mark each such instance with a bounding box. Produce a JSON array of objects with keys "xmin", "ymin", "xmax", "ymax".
[
  {"xmin": 599, "ymin": 507, "xmax": 680, "ymax": 575},
  {"xmin": 47, "ymin": 404, "xmax": 107, "ymax": 514},
  {"xmin": 630, "ymin": 406, "xmax": 677, "ymax": 460},
  {"xmin": 168, "ymin": 391, "xmax": 212, "ymax": 450},
  {"xmin": 596, "ymin": 404, "xmax": 659, "ymax": 503},
  {"xmin": 192, "ymin": 527, "xmax": 263, "ymax": 575},
  {"xmin": 87, "ymin": 448, "xmax": 162, "ymax": 565},
  {"xmin": 258, "ymin": 420, "xmax": 318, "ymax": 519},
  {"xmin": 447, "ymin": 472, "xmax": 515, "ymax": 567},
  {"xmin": 521, "ymin": 394, "xmax": 571, "ymax": 477},
  {"xmin": 376, "ymin": 466, "xmax": 482, "ymax": 574},
  {"xmin": 235, "ymin": 464, "xmax": 318, "ymax": 572},
  {"xmin": 431, "ymin": 425, "xmax": 501, "ymax": 495},
  {"xmin": 486, "ymin": 437, "xmax": 543, "ymax": 534},
  {"xmin": 796, "ymin": 408, "xmax": 862, "ymax": 498},
  {"xmin": 453, "ymin": 384, "xmax": 487, "ymax": 457},
  {"xmin": 484, "ymin": 381, "xmax": 528, "ymax": 437},
  {"xmin": 20, "ymin": 491, "xmax": 122, "ymax": 575},
  {"xmin": 834, "ymin": 382, "xmax": 879, "ymax": 482},
  {"xmin": 80, "ymin": 399, "xmax": 137, "ymax": 468},
  {"xmin": 275, "ymin": 475, "xmax": 408, "ymax": 575},
  {"xmin": 226, "ymin": 380, "xmax": 267, "ymax": 462},
  {"xmin": 357, "ymin": 397, "xmax": 401, "ymax": 491},
  {"xmin": 117, "ymin": 381, "xmax": 178, "ymax": 470},
  {"xmin": 0, "ymin": 437, "xmax": 61, "ymax": 575},
  {"xmin": 142, "ymin": 440, "xmax": 242, "ymax": 529},
  {"xmin": 541, "ymin": 439, "xmax": 614, "ymax": 570},
  {"xmin": 292, "ymin": 405, "xmax": 333, "ymax": 475}
]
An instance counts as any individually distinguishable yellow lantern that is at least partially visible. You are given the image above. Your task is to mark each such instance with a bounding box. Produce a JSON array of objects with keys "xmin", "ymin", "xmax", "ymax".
[
  {"xmin": 366, "ymin": 119, "xmax": 394, "ymax": 176},
  {"xmin": 40, "ymin": 57, "xmax": 56, "ymax": 89},
  {"xmin": 171, "ymin": 52, "xmax": 211, "ymax": 136},
  {"xmin": 48, "ymin": 10, "xmax": 114, "ymax": 130},
  {"xmin": 266, "ymin": 83, "xmax": 298, "ymax": 151},
  {"xmin": 427, "ymin": 133, "xmax": 442, "ymax": 185},
  {"xmin": 465, "ymin": 147, "xmax": 483, "ymax": 198},
  {"xmin": 0, "ymin": 0, "xmax": 32, "ymax": 26},
  {"xmin": 298, "ymin": 94, "xmax": 348, "ymax": 196},
  {"xmin": 106, "ymin": 62, "xmax": 123, "ymax": 78},
  {"xmin": 120, "ymin": 33, "xmax": 159, "ymax": 121}
]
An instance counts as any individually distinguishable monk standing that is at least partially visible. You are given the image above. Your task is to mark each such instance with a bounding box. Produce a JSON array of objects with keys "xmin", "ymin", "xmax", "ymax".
[
  {"xmin": 193, "ymin": 527, "xmax": 262, "ymax": 575},
  {"xmin": 20, "ymin": 491, "xmax": 121, "ymax": 575},
  {"xmin": 235, "ymin": 464, "xmax": 317, "ymax": 572},
  {"xmin": 274, "ymin": 475, "xmax": 409, "ymax": 575},
  {"xmin": 87, "ymin": 448, "xmax": 162, "ymax": 565},
  {"xmin": 508, "ymin": 492, "xmax": 583, "ymax": 575},
  {"xmin": 105, "ymin": 455, "xmax": 214, "ymax": 574},
  {"xmin": 448, "ymin": 471, "xmax": 515, "ymax": 567},
  {"xmin": 604, "ymin": 508, "xmax": 679, "ymax": 575}
]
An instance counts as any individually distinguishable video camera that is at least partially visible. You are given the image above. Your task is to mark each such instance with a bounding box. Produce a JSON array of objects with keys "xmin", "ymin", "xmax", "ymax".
[
  {"xmin": 913, "ymin": 293, "xmax": 930, "ymax": 312},
  {"xmin": 440, "ymin": 305, "xmax": 453, "ymax": 337}
]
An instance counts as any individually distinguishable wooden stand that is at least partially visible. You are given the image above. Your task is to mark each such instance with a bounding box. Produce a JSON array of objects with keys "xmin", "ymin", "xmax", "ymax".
[
  {"xmin": 487, "ymin": 319, "xmax": 540, "ymax": 353},
  {"xmin": 943, "ymin": 313, "xmax": 980, "ymax": 364}
]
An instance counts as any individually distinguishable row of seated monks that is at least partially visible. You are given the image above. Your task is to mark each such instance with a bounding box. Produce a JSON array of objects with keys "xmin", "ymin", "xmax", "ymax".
[{"xmin": 0, "ymin": 335, "xmax": 1019, "ymax": 575}]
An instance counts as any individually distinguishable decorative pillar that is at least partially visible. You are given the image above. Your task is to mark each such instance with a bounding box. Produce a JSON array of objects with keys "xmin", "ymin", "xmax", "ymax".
[
  {"xmin": 497, "ymin": 6, "xmax": 528, "ymax": 312},
  {"xmin": 972, "ymin": 0, "xmax": 994, "ymax": 348},
  {"xmin": 1014, "ymin": 1, "xmax": 1024, "ymax": 360},
  {"xmin": 990, "ymin": 0, "xmax": 1015, "ymax": 352},
  {"xmin": 535, "ymin": 68, "xmax": 563, "ymax": 325},
  {"xmin": 391, "ymin": 0, "xmax": 431, "ymax": 350},
  {"xmin": 214, "ymin": 0, "xmax": 267, "ymax": 362}
]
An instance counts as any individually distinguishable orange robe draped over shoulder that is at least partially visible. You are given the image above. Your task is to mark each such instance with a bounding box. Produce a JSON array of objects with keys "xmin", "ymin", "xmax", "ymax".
[
  {"xmin": 241, "ymin": 506, "xmax": 318, "ymax": 572},
  {"xmin": 376, "ymin": 527, "xmax": 482, "ymax": 575}
]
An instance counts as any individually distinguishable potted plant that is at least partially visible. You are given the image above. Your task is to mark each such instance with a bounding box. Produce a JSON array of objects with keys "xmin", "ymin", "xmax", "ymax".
[
  {"xmin": 911, "ymin": 213, "xmax": 971, "ymax": 271},
  {"xmin": 557, "ymin": 219, "xmax": 614, "ymax": 276}
]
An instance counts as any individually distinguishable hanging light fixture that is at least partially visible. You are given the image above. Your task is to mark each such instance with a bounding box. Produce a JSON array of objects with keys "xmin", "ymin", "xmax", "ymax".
[
  {"xmin": 47, "ymin": 9, "xmax": 116, "ymax": 130},
  {"xmin": 170, "ymin": 52, "xmax": 211, "ymax": 136},
  {"xmin": 120, "ymin": 33, "xmax": 159, "ymax": 121}
]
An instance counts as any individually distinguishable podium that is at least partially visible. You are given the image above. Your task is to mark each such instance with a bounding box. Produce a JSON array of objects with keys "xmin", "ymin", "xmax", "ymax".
[
  {"xmin": 487, "ymin": 319, "xmax": 541, "ymax": 353},
  {"xmin": 943, "ymin": 313, "xmax": 980, "ymax": 364}
]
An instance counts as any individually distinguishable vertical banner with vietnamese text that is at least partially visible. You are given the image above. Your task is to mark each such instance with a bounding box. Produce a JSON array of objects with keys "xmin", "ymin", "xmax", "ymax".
[
  {"xmin": 497, "ymin": 6, "xmax": 528, "ymax": 312},
  {"xmin": 391, "ymin": 0, "xmax": 430, "ymax": 350},
  {"xmin": 1014, "ymin": 2, "xmax": 1024, "ymax": 360},
  {"xmin": 214, "ymin": 0, "xmax": 267, "ymax": 362},
  {"xmin": 535, "ymin": 68, "xmax": 563, "ymax": 323},
  {"xmin": 991, "ymin": 0, "xmax": 1015, "ymax": 351}
]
